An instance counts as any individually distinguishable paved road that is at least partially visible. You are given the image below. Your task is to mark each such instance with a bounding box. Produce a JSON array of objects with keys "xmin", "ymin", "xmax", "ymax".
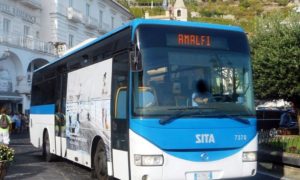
[
  {"xmin": 7, "ymin": 132, "xmax": 95, "ymax": 180},
  {"xmin": 5, "ymin": 132, "xmax": 299, "ymax": 180}
]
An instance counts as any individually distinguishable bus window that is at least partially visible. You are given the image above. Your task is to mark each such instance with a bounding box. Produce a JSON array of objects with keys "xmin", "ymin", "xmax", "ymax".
[
  {"xmin": 133, "ymin": 25, "xmax": 255, "ymax": 117},
  {"xmin": 138, "ymin": 89, "xmax": 155, "ymax": 108},
  {"xmin": 116, "ymin": 87, "xmax": 156, "ymax": 119},
  {"xmin": 115, "ymin": 88, "xmax": 127, "ymax": 119}
]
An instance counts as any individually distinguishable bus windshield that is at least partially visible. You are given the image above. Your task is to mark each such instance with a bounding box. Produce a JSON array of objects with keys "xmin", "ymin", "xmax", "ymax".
[{"xmin": 133, "ymin": 25, "xmax": 255, "ymax": 117}]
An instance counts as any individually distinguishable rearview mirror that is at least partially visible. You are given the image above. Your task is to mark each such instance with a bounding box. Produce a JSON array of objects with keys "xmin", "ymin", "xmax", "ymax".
[{"xmin": 130, "ymin": 49, "xmax": 142, "ymax": 72}]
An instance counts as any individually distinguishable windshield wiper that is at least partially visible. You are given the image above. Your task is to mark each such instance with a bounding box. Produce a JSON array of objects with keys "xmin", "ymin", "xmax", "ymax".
[{"xmin": 159, "ymin": 107, "xmax": 216, "ymax": 125}]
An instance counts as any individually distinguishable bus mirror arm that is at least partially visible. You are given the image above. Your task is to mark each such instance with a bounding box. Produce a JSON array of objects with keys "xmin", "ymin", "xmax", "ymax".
[{"xmin": 130, "ymin": 47, "xmax": 143, "ymax": 72}]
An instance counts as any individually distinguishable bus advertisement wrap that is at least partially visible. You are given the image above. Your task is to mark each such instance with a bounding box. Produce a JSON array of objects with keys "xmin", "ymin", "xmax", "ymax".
[{"xmin": 66, "ymin": 59, "xmax": 112, "ymax": 161}]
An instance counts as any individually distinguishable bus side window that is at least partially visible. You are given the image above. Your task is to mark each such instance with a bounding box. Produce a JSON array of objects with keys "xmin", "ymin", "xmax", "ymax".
[{"xmin": 115, "ymin": 88, "xmax": 127, "ymax": 119}]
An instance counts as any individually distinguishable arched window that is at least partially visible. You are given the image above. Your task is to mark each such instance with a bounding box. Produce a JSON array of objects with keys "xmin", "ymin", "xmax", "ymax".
[{"xmin": 177, "ymin": 10, "xmax": 181, "ymax": 17}]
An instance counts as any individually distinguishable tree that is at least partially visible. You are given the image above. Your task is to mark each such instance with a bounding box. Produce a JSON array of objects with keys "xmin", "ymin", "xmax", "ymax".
[
  {"xmin": 274, "ymin": 0, "xmax": 289, "ymax": 6},
  {"xmin": 251, "ymin": 12, "xmax": 300, "ymax": 132}
]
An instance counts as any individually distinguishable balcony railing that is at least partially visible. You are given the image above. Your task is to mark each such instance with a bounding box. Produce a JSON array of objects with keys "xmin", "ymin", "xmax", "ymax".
[
  {"xmin": 84, "ymin": 16, "xmax": 98, "ymax": 29},
  {"xmin": 16, "ymin": 0, "xmax": 42, "ymax": 9},
  {"xmin": 0, "ymin": 33, "xmax": 55, "ymax": 55},
  {"xmin": 16, "ymin": 84, "xmax": 31, "ymax": 94},
  {"xmin": 67, "ymin": 7, "xmax": 83, "ymax": 23}
]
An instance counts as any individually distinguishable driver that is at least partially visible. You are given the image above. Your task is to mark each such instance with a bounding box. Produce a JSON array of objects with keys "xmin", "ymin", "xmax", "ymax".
[{"xmin": 192, "ymin": 79, "xmax": 214, "ymax": 106}]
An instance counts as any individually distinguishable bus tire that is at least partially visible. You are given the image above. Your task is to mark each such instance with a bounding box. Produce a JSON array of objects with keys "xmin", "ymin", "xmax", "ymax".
[
  {"xmin": 93, "ymin": 141, "xmax": 108, "ymax": 180},
  {"xmin": 43, "ymin": 131, "xmax": 55, "ymax": 162}
]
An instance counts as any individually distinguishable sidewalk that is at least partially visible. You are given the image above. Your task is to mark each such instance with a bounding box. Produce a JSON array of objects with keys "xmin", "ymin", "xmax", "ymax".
[
  {"xmin": 258, "ymin": 147, "xmax": 300, "ymax": 180},
  {"xmin": 259, "ymin": 148, "xmax": 300, "ymax": 167},
  {"xmin": 258, "ymin": 162, "xmax": 300, "ymax": 180}
]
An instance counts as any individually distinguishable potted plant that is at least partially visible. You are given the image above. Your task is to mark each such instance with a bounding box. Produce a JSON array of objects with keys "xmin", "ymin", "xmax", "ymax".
[{"xmin": 0, "ymin": 144, "xmax": 14, "ymax": 179}]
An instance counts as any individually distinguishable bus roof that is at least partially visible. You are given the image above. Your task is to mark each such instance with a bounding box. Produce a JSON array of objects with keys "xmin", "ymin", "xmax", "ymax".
[
  {"xmin": 130, "ymin": 18, "xmax": 245, "ymax": 33},
  {"xmin": 37, "ymin": 19, "xmax": 245, "ymax": 72}
]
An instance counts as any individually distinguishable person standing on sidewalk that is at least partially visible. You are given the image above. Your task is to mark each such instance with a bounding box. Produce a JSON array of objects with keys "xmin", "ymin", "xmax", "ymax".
[
  {"xmin": 12, "ymin": 112, "xmax": 21, "ymax": 133},
  {"xmin": 0, "ymin": 107, "xmax": 12, "ymax": 145},
  {"xmin": 280, "ymin": 109, "xmax": 297, "ymax": 128},
  {"xmin": 20, "ymin": 113, "xmax": 29, "ymax": 132}
]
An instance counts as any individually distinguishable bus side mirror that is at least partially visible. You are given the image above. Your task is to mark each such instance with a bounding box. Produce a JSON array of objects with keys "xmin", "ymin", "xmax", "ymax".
[{"xmin": 130, "ymin": 51, "xmax": 143, "ymax": 72}]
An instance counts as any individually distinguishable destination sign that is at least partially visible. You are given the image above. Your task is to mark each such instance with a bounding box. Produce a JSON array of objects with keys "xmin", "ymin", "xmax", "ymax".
[
  {"xmin": 178, "ymin": 34, "xmax": 211, "ymax": 47},
  {"xmin": 166, "ymin": 33, "xmax": 229, "ymax": 50}
]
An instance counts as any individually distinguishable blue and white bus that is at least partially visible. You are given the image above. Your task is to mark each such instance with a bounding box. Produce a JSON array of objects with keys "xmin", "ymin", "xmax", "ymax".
[{"xmin": 30, "ymin": 19, "xmax": 257, "ymax": 180}]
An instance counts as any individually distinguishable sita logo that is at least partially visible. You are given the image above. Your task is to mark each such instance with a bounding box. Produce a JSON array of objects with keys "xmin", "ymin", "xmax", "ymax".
[{"xmin": 195, "ymin": 134, "xmax": 215, "ymax": 144}]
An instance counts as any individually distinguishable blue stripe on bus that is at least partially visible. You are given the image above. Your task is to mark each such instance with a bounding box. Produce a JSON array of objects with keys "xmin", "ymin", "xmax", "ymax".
[
  {"xmin": 130, "ymin": 117, "xmax": 256, "ymax": 162},
  {"xmin": 30, "ymin": 104, "xmax": 55, "ymax": 114}
]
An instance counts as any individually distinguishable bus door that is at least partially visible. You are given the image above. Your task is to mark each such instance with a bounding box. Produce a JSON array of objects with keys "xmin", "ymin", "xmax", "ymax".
[
  {"xmin": 55, "ymin": 73, "xmax": 67, "ymax": 157},
  {"xmin": 111, "ymin": 53, "xmax": 130, "ymax": 180}
]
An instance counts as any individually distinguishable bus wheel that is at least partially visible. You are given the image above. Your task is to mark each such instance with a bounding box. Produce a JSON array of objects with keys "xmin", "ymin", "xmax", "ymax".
[
  {"xmin": 43, "ymin": 131, "xmax": 55, "ymax": 162},
  {"xmin": 93, "ymin": 141, "xmax": 108, "ymax": 180}
]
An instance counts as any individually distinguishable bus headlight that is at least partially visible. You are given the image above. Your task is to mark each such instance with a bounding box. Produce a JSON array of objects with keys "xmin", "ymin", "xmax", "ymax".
[
  {"xmin": 134, "ymin": 154, "xmax": 164, "ymax": 166},
  {"xmin": 242, "ymin": 151, "xmax": 257, "ymax": 162}
]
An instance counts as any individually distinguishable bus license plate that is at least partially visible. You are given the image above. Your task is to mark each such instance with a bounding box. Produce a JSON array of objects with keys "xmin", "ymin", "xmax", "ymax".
[{"xmin": 186, "ymin": 172, "xmax": 212, "ymax": 180}]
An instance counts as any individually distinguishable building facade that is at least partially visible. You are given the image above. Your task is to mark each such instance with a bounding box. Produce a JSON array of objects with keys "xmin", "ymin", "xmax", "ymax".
[
  {"xmin": 40, "ymin": 0, "xmax": 132, "ymax": 55},
  {"xmin": 145, "ymin": 0, "xmax": 187, "ymax": 21},
  {"xmin": 0, "ymin": 0, "xmax": 132, "ymax": 114}
]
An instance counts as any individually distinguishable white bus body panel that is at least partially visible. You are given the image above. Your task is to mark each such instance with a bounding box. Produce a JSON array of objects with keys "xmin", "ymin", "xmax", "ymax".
[
  {"xmin": 113, "ymin": 149, "xmax": 129, "ymax": 180},
  {"xmin": 55, "ymin": 137, "xmax": 61, "ymax": 156},
  {"xmin": 129, "ymin": 130, "xmax": 163, "ymax": 179},
  {"xmin": 129, "ymin": 130, "xmax": 257, "ymax": 180},
  {"xmin": 66, "ymin": 149, "xmax": 91, "ymax": 166},
  {"xmin": 30, "ymin": 114, "xmax": 55, "ymax": 154},
  {"xmin": 55, "ymin": 137, "xmax": 67, "ymax": 157}
]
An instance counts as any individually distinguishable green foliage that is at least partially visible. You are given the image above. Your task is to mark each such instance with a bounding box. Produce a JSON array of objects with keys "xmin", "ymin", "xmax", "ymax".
[
  {"xmin": 116, "ymin": 0, "xmax": 130, "ymax": 9},
  {"xmin": 251, "ymin": 12, "xmax": 300, "ymax": 105},
  {"xmin": 135, "ymin": 0, "xmax": 162, "ymax": 3},
  {"xmin": 189, "ymin": 0, "xmax": 268, "ymax": 34},
  {"xmin": 274, "ymin": 0, "xmax": 289, "ymax": 6},
  {"xmin": 119, "ymin": 0, "xmax": 295, "ymax": 35},
  {"xmin": 262, "ymin": 136, "xmax": 300, "ymax": 154},
  {"xmin": 189, "ymin": 16, "xmax": 256, "ymax": 34},
  {"xmin": 130, "ymin": 7, "xmax": 165, "ymax": 18},
  {"xmin": 240, "ymin": 0, "xmax": 251, "ymax": 8},
  {"xmin": 185, "ymin": 1, "xmax": 199, "ymax": 12},
  {"xmin": 148, "ymin": 7, "xmax": 165, "ymax": 15},
  {"xmin": 130, "ymin": 8, "xmax": 144, "ymax": 18},
  {"xmin": 0, "ymin": 144, "xmax": 14, "ymax": 162},
  {"xmin": 190, "ymin": 17, "xmax": 237, "ymax": 26}
]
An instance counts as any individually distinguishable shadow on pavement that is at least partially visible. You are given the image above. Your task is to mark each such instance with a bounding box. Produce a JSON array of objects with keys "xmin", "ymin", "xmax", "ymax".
[
  {"xmin": 258, "ymin": 147, "xmax": 284, "ymax": 179},
  {"xmin": 6, "ymin": 131, "xmax": 95, "ymax": 180},
  {"xmin": 6, "ymin": 165, "xmax": 47, "ymax": 180}
]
